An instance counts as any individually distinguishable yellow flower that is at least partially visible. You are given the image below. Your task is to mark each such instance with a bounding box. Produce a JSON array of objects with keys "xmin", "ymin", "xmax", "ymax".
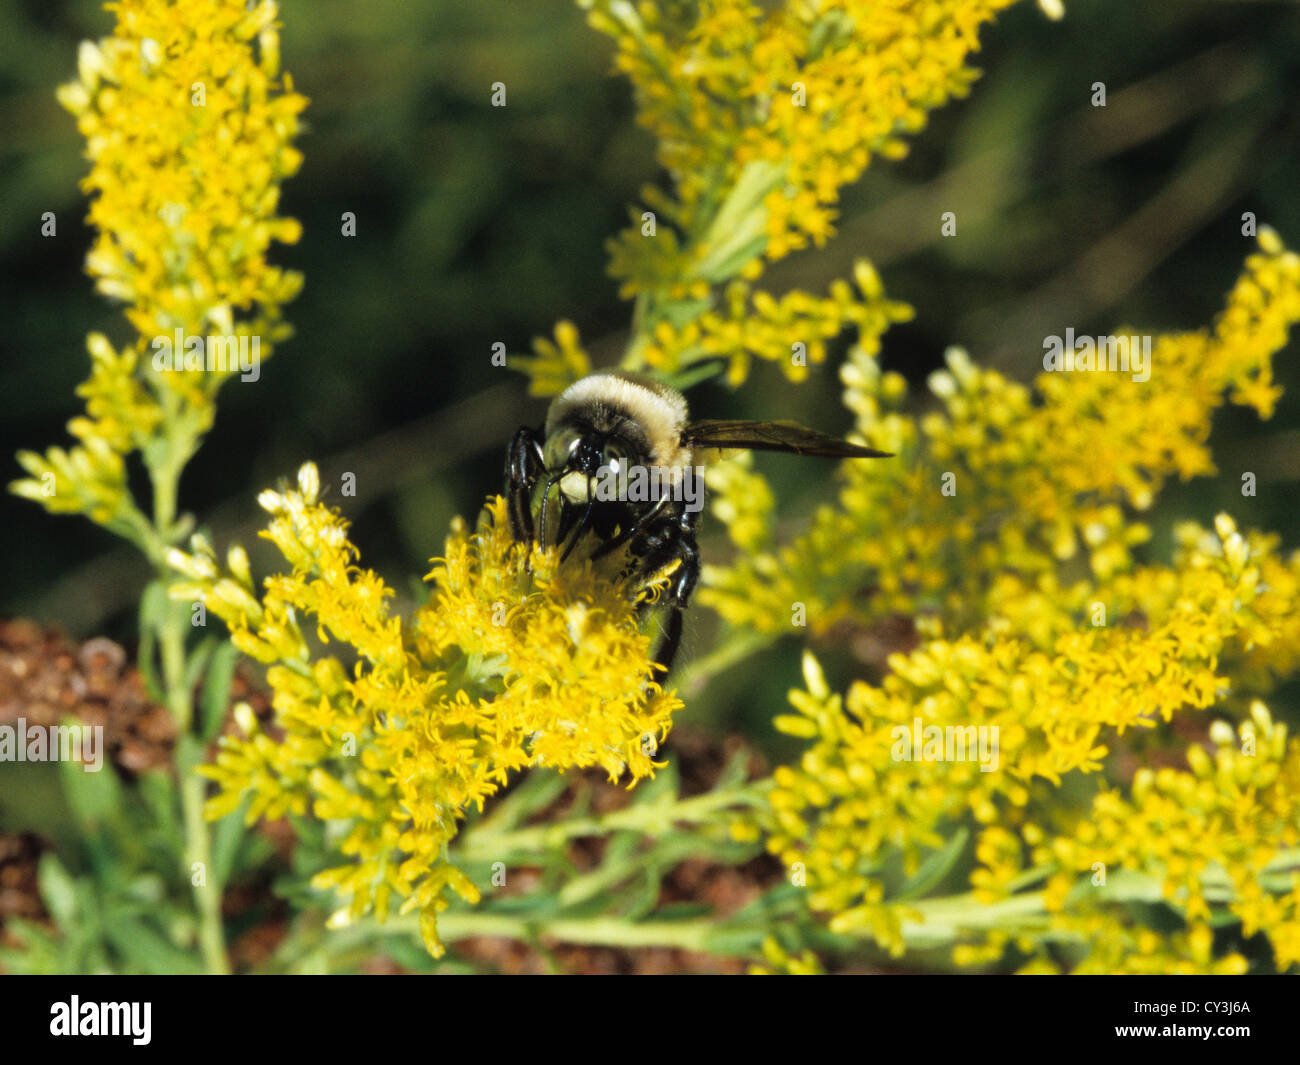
[
  {"xmin": 173, "ymin": 464, "xmax": 680, "ymax": 957},
  {"xmin": 762, "ymin": 510, "xmax": 1292, "ymax": 955},
  {"xmin": 586, "ymin": 0, "xmax": 1017, "ymax": 289},
  {"xmin": 717, "ymin": 235, "xmax": 1300, "ymax": 971},
  {"xmin": 12, "ymin": 0, "xmax": 304, "ymax": 544},
  {"xmin": 749, "ymin": 936, "xmax": 826, "ymax": 975},
  {"xmin": 518, "ymin": 1, "xmax": 1015, "ymax": 396},
  {"xmin": 518, "ymin": 319, "xmax": 593, "ymax": 397},
  {"xmin": 1036, "ymin": 707, "xmax": 1300, "ymax": 972},
  {"xmin": 640, "ymin": 264, "xmax": 912, "ymax": 386},
  {"xmin": 62, "ymin": 0, "xmax": 305, "ymax": 357},
  {"xmin": 703, "ymin": 234, "xmax": 1300, "ymax": 644}
]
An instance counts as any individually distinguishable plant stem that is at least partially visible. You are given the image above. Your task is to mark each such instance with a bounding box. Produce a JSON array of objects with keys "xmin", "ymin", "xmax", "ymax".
[
  {"xmin": 437, "ymin": 912, "xmax": 719, "ymax": 951},
  {"xmin": 161, "ymin": 605, "xmax": 230, "ymax": 974},
  {"xmin": 151, "ymin": 444, "xmax": 229, "ymax": 975},
  {"xmin": 454, "ymin": 782, "xmax": 766, "ymax": 859}
]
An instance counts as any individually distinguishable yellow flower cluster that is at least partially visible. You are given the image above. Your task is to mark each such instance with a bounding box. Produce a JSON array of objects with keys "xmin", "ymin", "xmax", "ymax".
[
  {"xmin": 764, "ymin": 512, "xmax": 1297, "ymax": 957},
  {"xmin": 171, "ymin": 465, "xmax": 678, "ymax": 957},
  {"xmin": 640, "ymin": 260, "xmax": 913, "ymax": 386},
  {"xmin": 12, "ymin": 0, "xmax": 304, "ymax": 542},
  {"xmin": 1022, "ymin": 705, "xmax": 1300, "ymax": 973},
  {"xmin": 713, "ymin": 236, "xmax": 1300, "ymax": 971},
  {"xmin": 749, "ymin": 936, "xmax": 826, "ymax": 975},
  {"xmin": 584, "ymin": 0, "xmax": 1018, "ymax": 289},
  {"xmin": 517, "ymin": 1, "xmax": 1017, "ymax": 397},
  {"xmin": 1010, "ymin": 913, "xmax": 1252, "ymax": 977},
  {"xmin": 702, "ymin": 233, "xmax": 1300, "ymax": 640}
]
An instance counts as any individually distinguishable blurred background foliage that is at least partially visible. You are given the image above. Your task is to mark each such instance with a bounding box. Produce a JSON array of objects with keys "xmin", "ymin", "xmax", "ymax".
[{"xmin": 3, "ymin": 0, "xmax": 1299, "ymax": 755}]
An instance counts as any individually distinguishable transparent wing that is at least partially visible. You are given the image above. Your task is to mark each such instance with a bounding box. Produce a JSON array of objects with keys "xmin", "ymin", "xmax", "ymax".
[{"xmin": 682, "ymin": 419, "xmax": 892, "ymax": 458}]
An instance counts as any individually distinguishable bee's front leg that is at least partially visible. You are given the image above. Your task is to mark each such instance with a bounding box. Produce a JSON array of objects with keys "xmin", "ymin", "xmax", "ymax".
[{"xmin": 505, "ymin": 427, "xmax": 545, "ymax": 543}]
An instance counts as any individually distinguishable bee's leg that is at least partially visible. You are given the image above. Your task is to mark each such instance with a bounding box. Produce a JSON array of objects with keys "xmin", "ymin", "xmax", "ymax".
[
  {"xmin": 634, "ymin": 524, "xmax": 699, "ymax": 607},
  {"xmin": 537, "ymin": 471, "xmax": 565, "ymax": 550},
  {"xmin": 667, "ymin": 532, "xmax": 700, "ymax": 607},
  {"xmin": 650, "ymin": 607, "xmax": 684, "ymax": 679},
  {"xmin": 636, "ymin": 529, "xmax": 697, "ymax": 677},
  {"xmin": 506, "ymin": 427, "xmax": 545, "ymax": 543}
]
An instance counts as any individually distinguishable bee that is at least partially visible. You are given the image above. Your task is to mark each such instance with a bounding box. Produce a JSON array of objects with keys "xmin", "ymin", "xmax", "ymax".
[{"xmin": 505, "ymin": 371, "xmax": 891, "ymax": 674}]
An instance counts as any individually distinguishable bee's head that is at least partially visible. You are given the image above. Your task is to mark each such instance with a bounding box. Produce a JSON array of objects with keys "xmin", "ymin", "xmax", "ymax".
[{"xmin": 543, "ymin": 372, "xmax": 690, "ymax": 484}]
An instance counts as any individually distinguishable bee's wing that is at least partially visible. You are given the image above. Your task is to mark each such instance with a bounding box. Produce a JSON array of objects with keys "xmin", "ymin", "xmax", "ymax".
[{"xmin": 682, "ymin": 420, "xmax": 892, "ymax": 458}]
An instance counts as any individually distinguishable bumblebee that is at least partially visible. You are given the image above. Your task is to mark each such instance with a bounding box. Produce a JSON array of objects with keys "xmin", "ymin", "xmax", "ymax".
[{"xmin": 506, "ymin": 371, "xmax": 891, "ymax": 673}]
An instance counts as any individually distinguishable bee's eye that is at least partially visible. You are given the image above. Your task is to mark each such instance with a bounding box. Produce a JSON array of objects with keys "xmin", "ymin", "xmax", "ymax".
[
  {"xmin": 543, "ymin": 428, "xmax": 584, "ymax": 469},
  {"xmin": 603, "ymin": 443, "xmax": 626, "ymax": 471}
]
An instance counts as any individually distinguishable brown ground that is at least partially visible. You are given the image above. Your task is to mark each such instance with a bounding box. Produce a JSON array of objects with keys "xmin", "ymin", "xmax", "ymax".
[{"xmin": 0, "ymin": 618, "xmax": 780, "ymax": 974}]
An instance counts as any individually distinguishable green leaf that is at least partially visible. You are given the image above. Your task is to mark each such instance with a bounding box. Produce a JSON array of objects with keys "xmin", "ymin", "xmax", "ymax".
[
  {"xmin": 895, "ymin": 828, "xmax": 970, "ymax": 902},
  {"xmin": 632, "ymin": 757, "xmax": 680, "ymax": 805},
  {"xmin": 136, "ymin": 770, "xmax": 182, "ymax": 851},
  {"xmin": 658, "ymin": 297, "xmax": 713, "ymax": 329},
  {"xmin": 137, "ymin": 580, "xmax": 168, "ymax": 704},
  {"xmin": 37, "ymin": 852, "xmax": 81, "ymax": 929},
  {"xmin": 59, "ymin": 739, "xmax": 124, "ymax": 828},
  {"xmin": 714, "ymin": 748, "xmax": 753, "ymax": 791},
  {"xmin": 200, "ymin": 639, "xmax": 240, "ymax": 742},
  {"xmin": 103, "ymin": 916, "xmax": 205, "ymax": 974},
  {"xmin": 622, "ymin": 868, "xmax": 661, "ymax": 921},
  {"xmin": 173, "ymin": 733, "xmax": 205, "ymax": 779},
  {"xmin": 692, "ymin": 159, "xmax": 785, "ymax": 282},
  {"xmin": 696, "ymin": 233, "xmax": 769, "ymax": 284},
  {"xmin": 183, "ymin": 638, "xmax": 215, "ymax": 705},
  {"xmin": 659, "ymin": 357, "xmax": 729, "ymax": 392},
  {"xmin": 470, "ymin": 769, "xmax": 568, "ymax": 835},
  {"xmin": 211, "ymin": 802, "xmax": 250, "ymax": 889},
  {"xmin": 0, "ymin": 917, "xmax": 61, "ymax": 974}
]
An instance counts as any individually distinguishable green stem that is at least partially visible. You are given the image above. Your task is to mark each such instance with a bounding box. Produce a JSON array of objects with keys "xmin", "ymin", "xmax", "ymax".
[
  {"xmin": 161, "ymin": 607, "xmax": 229, "ymax": 975},
  {"xmin": 323, "ymin": 910, "xmax": 723, "ymax": 957},
  {"xmin": 455, "ymin": 782, "xmax": 766, "ymax": 859},
  {"xmin": 149, "ymin": 439, "xmax": 229, "ymax": 975},
  {"xmin": 436, "ymin": 912, "xmax": 717, "ymax": 952}
]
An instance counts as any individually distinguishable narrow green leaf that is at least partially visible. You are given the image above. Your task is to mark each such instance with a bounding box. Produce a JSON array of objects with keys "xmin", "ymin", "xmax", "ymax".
[
  {"xmin": 660, "ymin": 357, "xmax": 729, "ymax": 392},
  {"xmin": 200, "ymin": 639, "xmax": 240, "ymax": 741},
  {"xmin": 59, "ymin": 736, "xmax": 124, "ymax": 828},
  {"xmin": 136, "ymin": 770, "xmax": 182, "ymax": 851},
  {"xmin": 895, "ymin": 828, "xmax": 970, "ymax": 902},
  {"xmin": 183, "ymin": 638, "xmax": 215, "ymax": 706},
  {"xmin": 137, "ymin": 580, "xmax": 168, "ymax": 704},
  {"xmin": 471, "ymin": 770, "xmax": 568, "ymax": 835},
  {"xmin": 211, "ymin": 802, "xmax": 249, "ymax": 889},
  {"xmin": 37, "ymin": 852, "xmax": 80, "ymax": 928},
  {"xmin": 103, "ymin": 916, "xmax": 205, "ymax": 975}
]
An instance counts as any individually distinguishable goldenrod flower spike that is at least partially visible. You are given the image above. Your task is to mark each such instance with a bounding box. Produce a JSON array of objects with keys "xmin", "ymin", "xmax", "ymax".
[
  {"xmin": 519, "ymin": 1, "xmax": 1014, "ymax": 395},
  {"xmin": 12, "ymin": 0, "xmax": 306, "ymax": 548},
  {"xmin": 585, "ymin": 0, "xmax": 1017, "ymax": 287},
  {"xmin": 704, "ymin": 232, "xmax": 1300, "ymax": 645},
  {"xmin": 177, "ymin": 466, "xmax": 680, "ymax": 957},
  {"xmin": 711, "ymin": 233, "xmax": 1300, "ymax": 972}
]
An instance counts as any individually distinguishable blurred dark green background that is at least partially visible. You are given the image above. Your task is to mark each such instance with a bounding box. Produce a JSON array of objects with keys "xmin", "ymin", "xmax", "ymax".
[{"xmin": 3, "ymin": 0, "xmax": 1299, "ymax": 743}]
